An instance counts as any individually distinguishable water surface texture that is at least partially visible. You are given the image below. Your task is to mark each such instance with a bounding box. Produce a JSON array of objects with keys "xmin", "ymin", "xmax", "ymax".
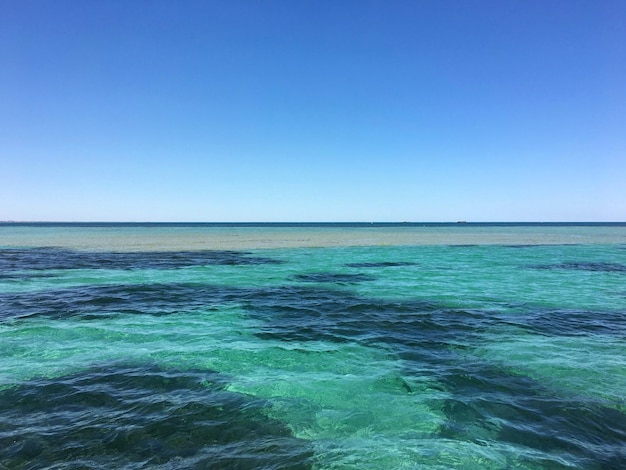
[{"xmin": 1, "ymin": 223, "xmax": 625, "ymax": 469}]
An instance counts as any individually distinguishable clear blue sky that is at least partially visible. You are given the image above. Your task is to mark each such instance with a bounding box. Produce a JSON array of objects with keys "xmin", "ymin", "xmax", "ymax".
[{"xmin": 1, "ymin": 0, "xmax": 624, "ymax": 222}]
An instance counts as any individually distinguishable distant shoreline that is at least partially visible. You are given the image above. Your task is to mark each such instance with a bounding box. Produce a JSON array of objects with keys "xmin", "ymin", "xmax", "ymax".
[
  {"xmin": 3, "ymin": 222, "xmax": 625, "ymax": 250},
  {"xmin": 1, "ymin": 221, "xmax": 625, "ymax": 227}
]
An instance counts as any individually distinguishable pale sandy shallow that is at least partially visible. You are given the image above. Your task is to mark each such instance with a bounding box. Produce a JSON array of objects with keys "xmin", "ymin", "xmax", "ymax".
[{"xmin": 2, "ymin": 225, "xmax": 625, "ymax": 251}]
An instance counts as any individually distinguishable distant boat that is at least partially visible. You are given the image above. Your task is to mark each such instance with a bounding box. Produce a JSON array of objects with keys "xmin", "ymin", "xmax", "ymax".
[{"xmin": 457, "ymin": 221, "xmax": 467, "ymax": 224}]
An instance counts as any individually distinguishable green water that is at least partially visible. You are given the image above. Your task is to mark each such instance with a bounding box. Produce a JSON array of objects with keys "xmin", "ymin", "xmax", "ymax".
[{"xmin": 1, "ymin": 224, "xmax": 625, "ymax": 468}]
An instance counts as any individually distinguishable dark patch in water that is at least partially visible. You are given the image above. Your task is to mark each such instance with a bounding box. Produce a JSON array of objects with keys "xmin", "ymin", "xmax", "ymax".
[
  {"xmin": 505, "ymin": 244, "xmax": 580, "ymax": 248},
  {"xmin": 504, "ymin": 244, "xmax": 543, "ymax": 248},
  {"xmin": 0, "ymin": 247, "xmax": 282, "ymax": 274},
  {"xmin": 291, "ymin": 272, "xmax": 376, "ymax": 283},
  {"xmin": 0, "ymin": 283, "xmax": 243, "ymax": 321},
  {"xmin": 504, "ymin": 309, "xmax": 626, "ymax": 337},
  {"xmin": 245, "ymin": 286, "xmax": 484, "ymax": 348},
  {"xmin": 344, "ymin": 261, "xmax": 418, "ymax": 268},
  {"xmin": 0, "ymin": 363, "xmax": 313, "ymax": 469},
  {"xmin": 435, "ymin": 362, "xmax": 626, "ymax": 469},
  {"xmin": 531, "ymin": 261, "xmax": 626, "ymax": 272},
  {"xmin": 0, "ymin": 272, "xmax": 56, "ymax": 281}
]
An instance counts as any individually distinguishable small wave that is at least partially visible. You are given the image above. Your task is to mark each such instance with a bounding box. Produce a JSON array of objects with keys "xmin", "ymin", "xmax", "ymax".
[{"xmin": 0, "ymin": 362, "xmax": 313, "ymax": 469}]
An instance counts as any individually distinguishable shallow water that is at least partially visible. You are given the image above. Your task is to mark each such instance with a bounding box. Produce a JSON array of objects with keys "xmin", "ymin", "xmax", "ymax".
[
  {"xmin": 2, "ymin": 222, "xmax": 625, "ymax": 250},
  {"xmin": 1, "ymin": 223, "xmax": 625, "ymax": 469}
]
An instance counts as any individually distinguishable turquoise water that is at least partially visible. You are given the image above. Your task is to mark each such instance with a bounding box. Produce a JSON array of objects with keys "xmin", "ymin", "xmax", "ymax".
[{"xmin": 1, "ymin": 224, "xmax": 625, "ymax": 469}]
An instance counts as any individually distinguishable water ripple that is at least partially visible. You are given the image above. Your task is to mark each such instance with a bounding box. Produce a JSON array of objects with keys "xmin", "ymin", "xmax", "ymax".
[
  {"xmin": 0, "ymin": 362, "xmax": 313, "ymax": 469},
  {"xmin": 0, "ymin": 247, "xmax": 282, "ymax": 274}
]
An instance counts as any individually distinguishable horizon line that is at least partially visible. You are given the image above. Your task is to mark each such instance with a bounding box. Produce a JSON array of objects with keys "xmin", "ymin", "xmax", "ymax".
[{"xmin": 1, "ymin": 221, "xmax": 624, "ymax": 225}]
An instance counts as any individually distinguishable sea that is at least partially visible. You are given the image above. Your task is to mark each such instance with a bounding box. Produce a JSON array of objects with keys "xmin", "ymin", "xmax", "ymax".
[{"xmin": 1, "ymin": 222, "xmax": 625, "ymax": 469}]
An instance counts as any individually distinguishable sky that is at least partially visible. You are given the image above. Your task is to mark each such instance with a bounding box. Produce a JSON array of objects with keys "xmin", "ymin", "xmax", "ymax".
[{"xmin": 1, "ymin": 0, "xmax": 625, "ymax": 222}]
